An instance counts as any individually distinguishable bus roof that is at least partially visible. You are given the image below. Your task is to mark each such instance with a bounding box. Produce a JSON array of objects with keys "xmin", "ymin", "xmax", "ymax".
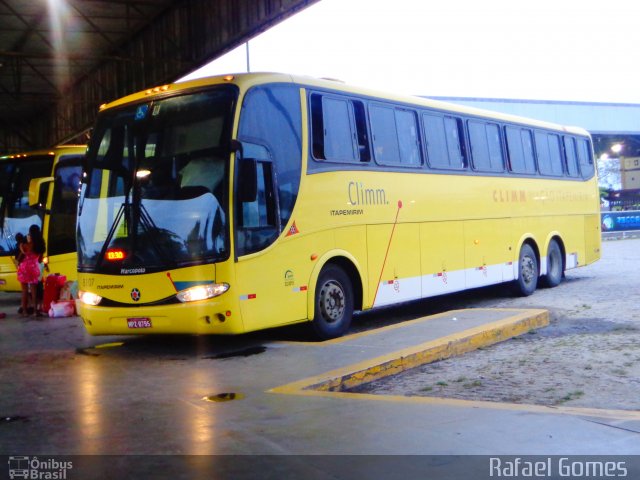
[
  {"xmin": 99, "ymin": 72, "xmax": 591, "ymax": 137},
  {"xmin": 0, "ymin": 145, "xmax": 86, "ymax": 161}
]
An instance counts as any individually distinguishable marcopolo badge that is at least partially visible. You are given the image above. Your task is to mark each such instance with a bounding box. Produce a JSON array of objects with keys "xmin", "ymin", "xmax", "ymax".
[{"xmin": 130, "ymin": 288, "xmax": 141, "ymax": 302}]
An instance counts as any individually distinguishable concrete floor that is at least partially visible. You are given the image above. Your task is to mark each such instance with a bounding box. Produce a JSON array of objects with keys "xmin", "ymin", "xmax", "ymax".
[{"xmin": 1, "ymin": 292, "xmax": 639, "ymax": 478}]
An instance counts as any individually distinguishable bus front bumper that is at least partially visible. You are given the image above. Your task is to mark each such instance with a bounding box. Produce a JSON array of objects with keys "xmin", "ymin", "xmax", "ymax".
[
  {"xmin": 0, "ymin": 272, "xmax": 21, "ymax": 292},
  {"xmin": 78, "ymin": 300, "xmax": 245, "ymax": 335}
]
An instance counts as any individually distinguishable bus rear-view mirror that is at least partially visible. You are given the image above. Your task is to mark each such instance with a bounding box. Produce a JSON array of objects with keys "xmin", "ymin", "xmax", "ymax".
[{"xmin": 28, "ymin": 176, "xmax": 54, "ymax": 209}]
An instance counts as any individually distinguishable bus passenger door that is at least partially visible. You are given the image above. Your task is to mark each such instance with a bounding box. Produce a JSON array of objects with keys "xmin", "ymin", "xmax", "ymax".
[
  {"xmin": 234, "ymin": 156, "xmax": 306, "ymax": 332},
  {"xmin": 45, "ymin": 157, "xmax": 84, "ymax": 280}
]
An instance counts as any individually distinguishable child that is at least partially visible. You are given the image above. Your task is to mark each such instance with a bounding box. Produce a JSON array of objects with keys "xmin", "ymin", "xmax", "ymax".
[{"xmin": 13, "ymin": 233, "xmax": 26, "ymax": 266}]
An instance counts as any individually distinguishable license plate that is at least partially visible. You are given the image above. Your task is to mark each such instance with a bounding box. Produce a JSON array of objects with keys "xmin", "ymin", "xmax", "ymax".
[{"xmin": 127, "ymin": 318, "xmax": 152, "ymax": 329}]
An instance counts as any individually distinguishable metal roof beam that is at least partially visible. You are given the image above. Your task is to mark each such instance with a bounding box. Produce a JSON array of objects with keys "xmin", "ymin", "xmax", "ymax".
[{"xmin": 0, "ymin": 0, "xmax": 320, "ymax": 150}]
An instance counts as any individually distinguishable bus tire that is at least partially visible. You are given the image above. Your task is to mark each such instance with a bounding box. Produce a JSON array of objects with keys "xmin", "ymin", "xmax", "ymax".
[
  {"xmin": 311, "ymin": 265, "xmax": 354, "ymax": 340},
  {"xmin": 514, "ymin": 243, "xmax": 538, "ymax": 297},
  {"xmin": 541, "ymin": 239, "xmax": 563, "ymax": 288}
]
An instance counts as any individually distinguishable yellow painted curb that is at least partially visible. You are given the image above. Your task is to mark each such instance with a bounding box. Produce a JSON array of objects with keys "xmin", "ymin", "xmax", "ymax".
[
  {"xmin": 271, "ymin": 309, "xmax": 548, "ymax": 394},
  {"xmin": 288, "ymin": 389, "xmax": 640, "ymax": 422}
]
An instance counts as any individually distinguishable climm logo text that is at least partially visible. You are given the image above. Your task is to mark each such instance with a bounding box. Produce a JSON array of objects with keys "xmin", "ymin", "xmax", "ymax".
[
  {"xmin": 493, "ymin": 189, "xmax": 526, "ymax": 203},
  {"xmin": 348, "ymin": 181, "xmax": 389, "ymax": 206}
]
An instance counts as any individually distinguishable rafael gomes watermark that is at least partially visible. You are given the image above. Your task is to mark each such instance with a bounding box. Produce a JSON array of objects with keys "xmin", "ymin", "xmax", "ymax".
[{"xmin": 490, "ymin": 457, "xmax": 628, "ymax": 478}]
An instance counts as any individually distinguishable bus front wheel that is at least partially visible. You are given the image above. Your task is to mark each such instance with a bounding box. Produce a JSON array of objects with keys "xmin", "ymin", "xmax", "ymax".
[
  {"xmin": 514, "ymin": 243, "xmax": 538, "ymax": 297},
  {"xmin": 541, "ymin": 239, "xmax": 563, "ymax": 288},
  {"xmin": 311, "ymin": 265, "xmax": 354, "ymax": 340}
]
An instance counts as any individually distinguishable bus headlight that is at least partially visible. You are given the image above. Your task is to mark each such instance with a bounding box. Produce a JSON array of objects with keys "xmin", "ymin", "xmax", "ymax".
[
  {"xmin": 176, "ymin": 283, "xmax": 229, "ymax": 303},
  {"xmin": 79, "ymin": 290, "xmax": 102, "ymax": 306}
]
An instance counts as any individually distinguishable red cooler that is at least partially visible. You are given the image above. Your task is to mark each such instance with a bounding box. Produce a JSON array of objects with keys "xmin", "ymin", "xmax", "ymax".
[{"xmin": 42, "ymin": 274, "xmax": 67, "ymax": 313}]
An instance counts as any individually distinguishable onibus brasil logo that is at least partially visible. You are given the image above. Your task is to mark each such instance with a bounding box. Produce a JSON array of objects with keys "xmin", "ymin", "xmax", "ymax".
[{"xmin": 8, "ymin": 456, "xmax": 73, "ymax": 479}]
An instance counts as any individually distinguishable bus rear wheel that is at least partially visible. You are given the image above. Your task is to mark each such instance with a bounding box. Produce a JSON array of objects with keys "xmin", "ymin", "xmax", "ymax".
[
  {"xmin": 541, "ymin": 239, "xmax": 563, "ymax": 288},
  {"xmin": 514, "ymin": 243, "xmax": 538, "ymax": 297},
  {"xmin": 311, "ymin": 265, "xmax": 354, "ymax": 340}
]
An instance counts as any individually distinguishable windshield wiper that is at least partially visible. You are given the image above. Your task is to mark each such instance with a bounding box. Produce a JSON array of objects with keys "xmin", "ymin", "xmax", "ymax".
[
  {"xmin": 137, "ymin": 203, "xmax": 177, "ymax": 268},
  {"xmin": 95, "ymin": 201, "xmax": 128, "ymax": 270}
]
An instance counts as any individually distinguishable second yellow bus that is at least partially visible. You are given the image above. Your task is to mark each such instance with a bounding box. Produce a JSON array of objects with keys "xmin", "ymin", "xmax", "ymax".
[{"xmin": 0, "ymin": 146, "xmax": 85, "ymax": 292}]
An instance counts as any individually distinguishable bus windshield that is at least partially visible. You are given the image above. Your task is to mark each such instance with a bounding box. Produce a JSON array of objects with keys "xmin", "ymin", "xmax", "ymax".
[
  {"xmin": 0, "ymin": 155, "xmax": 52, "ymax": 256},
  {"xmin": 77, "ymin": 86, "xmax": 237, "ymax": 272}
]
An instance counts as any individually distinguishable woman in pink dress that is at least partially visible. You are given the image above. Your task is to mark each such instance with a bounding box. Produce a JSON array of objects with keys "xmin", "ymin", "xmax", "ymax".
[{"xmin": 17, "ymin": 225, "xmax": 46, "ymax": 317}]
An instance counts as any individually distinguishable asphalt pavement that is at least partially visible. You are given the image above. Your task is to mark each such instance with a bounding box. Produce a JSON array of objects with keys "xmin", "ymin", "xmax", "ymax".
[{"xmin": 1, "ymin": 240, "xmax": 639, "ymax": 478}]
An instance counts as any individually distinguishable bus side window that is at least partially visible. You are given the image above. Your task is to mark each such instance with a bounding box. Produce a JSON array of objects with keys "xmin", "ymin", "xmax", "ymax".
[
  {"xmin": 535, "ymin": 132, "xmax": 564, "ymax": 176},
  {"xmin": 323, "ymin": 97, "xmax": 358, "ymax": 162},
  {"xmin": 235, "ymin": 143, "xmax": 279, "ymax": 257},
  {"xmin": 548, "ymin": 134, "xmax": 564, "ymax": 176},
  {"xmin": 469, "ymin": 120, "xmax": 504, "ymax": 172},
  {"xmin": 310, "ymin": 94, "xmax": 325, "ymax": 159},
  {"xmin": 506, "ymin": 126, "xmax": 523, "ymax": 173},
  {"xmin": 240, "ymin": 162, "xmax": 275, "ymax": 228},
  {"xmin": 395, "ymin": 109, "xmax": 422, "ymax": 166},
  {"xmin": 423, "ymin": 113, "xmax": 449, "ymax": 169},
  {"xmin": 576, "ymin": 138, "xmax": 595, "ymax": 179},
  {"xmin": 506, "ymin": 126, "xmax": 536, "ymax": 174},
  {"xmin": 310, "ymin": 93, "xmax": 369, "ymax": 163},
  {"xmin": 444, "ymin": 116, "xmax": 468, "ymax": 169},
  {"xmin": 520, "ymin": 128, "xmax": 536, "ymax": 174},
  {"xmin": 563, "ymin": 136, "xmax": 580, "ymax": 177},
  {"xmin": 423, "ymin": 113, "xmax": 466, "ymax": 170},
  {"xmin": 370, "ymin": 104, "xmax": 401, "ymax": 164},
  {"xmin": 352, "ymin": 100, "xmax": 370, "ymax": 162}
]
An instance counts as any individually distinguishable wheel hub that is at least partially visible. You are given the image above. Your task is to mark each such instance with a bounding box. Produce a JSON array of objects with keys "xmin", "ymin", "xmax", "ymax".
[
  {"xmin": 521, "ymin": 256, "xmax": 535, "ymax": 283},
  {"xmin": 320, "ymin": 281, "xmax": 345, "ymax": 323}
]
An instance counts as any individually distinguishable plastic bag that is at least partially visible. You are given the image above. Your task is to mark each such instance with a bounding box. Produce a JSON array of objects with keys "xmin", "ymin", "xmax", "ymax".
[{"xmin": 48, "ymin": 300, "xmax": 76, "ymax": 318}]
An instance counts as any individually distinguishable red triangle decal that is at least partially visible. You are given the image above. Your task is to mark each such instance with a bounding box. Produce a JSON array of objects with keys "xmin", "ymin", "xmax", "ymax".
[{"xmin": 286, "ymin": 221, "xmax": 299, "ymax": 236}]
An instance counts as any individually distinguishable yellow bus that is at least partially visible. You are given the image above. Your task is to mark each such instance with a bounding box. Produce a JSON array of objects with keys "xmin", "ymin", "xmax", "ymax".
[
  {"xmin": 0, "ymin": 146, "xmax": 85, "ymax": 292},
  {"xmin": 76, "ymin": 73, "xmax": 600, "ymax": 338}
]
